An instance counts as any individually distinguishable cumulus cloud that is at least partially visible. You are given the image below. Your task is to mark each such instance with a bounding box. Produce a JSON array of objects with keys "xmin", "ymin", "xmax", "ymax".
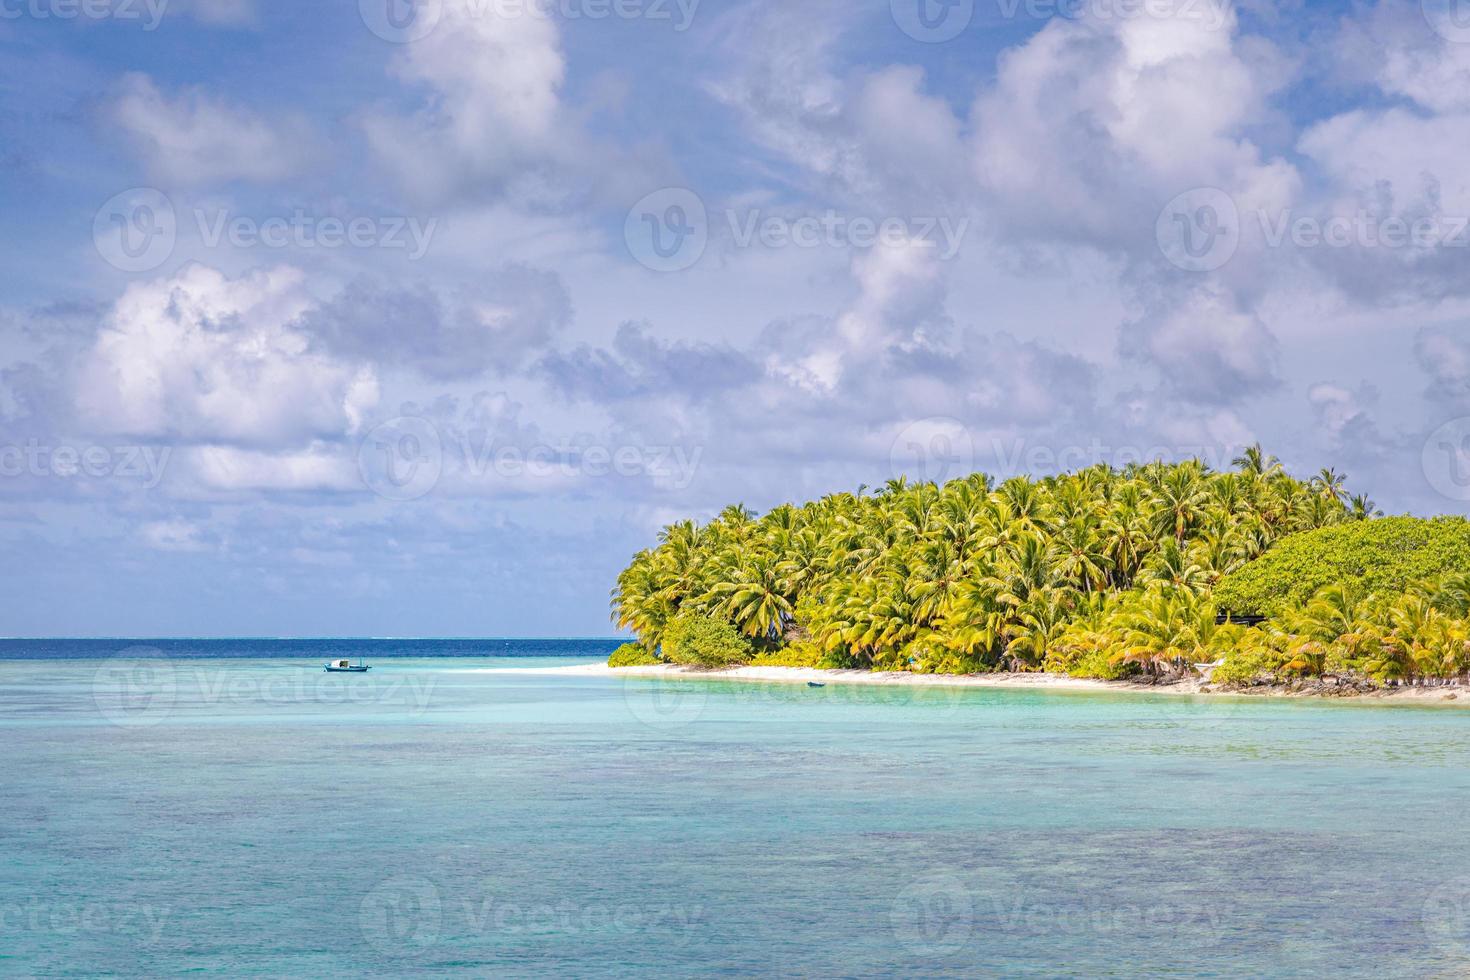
[
  {"xmin": 297, "ymin": 266, "xmax": 573, "ymax": 380},
  {"xmin": 970, "ymin": 4, "xmax": 1297, "ymax": 253},
  {"xmin": 139, "ymin": 519, "xmax": 211, "ymax": 552},
  {"xmin": 1122, "ymin": 284, "xmax": 1281, "ymax": 403},
  {"xmin": 705, "ymin": 0, "xmax": 850, "ymax": 178},
  {"xmin": 107, "ymin": 74, "xmax": 319, "ymax": 185},
  {"xmin": 185, "ymin": 444, "xmax": 360, "ymax": 494},
  {"xmin": 1416, "ymin": 328, "xmax": 1470, "ymax": 409},
  {"xmin": 706, "ymin": 2, "xmax": 967, "ymax": 206},
  {"xmin": 362, "ymin": 0, "xmax": 569, "ymax": 203},
  {"xmin": 541, "ymin": 322, "xmax": 759, "ymax": 403},
  {"xmin": 1279, "ymin": 5, "xmax": 1470, "ymax": 303},
  {"xmin": 74, "ymin": 264, "xmax": 379, "ymax": 448}
]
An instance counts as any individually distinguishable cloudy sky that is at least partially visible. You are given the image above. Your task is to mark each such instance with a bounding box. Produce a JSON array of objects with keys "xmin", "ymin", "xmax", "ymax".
[{"xmin": 4, "ymin": 0, "xmax": 1470, "ymax": 637}]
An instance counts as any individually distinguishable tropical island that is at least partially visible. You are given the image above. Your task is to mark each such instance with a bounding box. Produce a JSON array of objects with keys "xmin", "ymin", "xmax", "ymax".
[{"xmin": 607, "ymin": 448, "xmax": 1470, "ymax": 699}]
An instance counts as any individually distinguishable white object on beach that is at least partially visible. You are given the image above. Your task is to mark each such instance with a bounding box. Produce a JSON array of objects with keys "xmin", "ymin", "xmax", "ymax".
[{"xmin": 1194, "ymin": 659, "xmax": 1226, "ymax": 682}]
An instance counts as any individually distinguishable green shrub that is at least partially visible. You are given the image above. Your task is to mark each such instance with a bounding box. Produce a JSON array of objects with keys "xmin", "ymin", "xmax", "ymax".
[
  {"xmin": 661, "ymin": 612, "xmax": 752, "ymax": 668},
  {"xmin": 1065, "ymin": 649, "xmax": 1138, "ymax": 681},
  {"xmin": 1214, "ymin": 517, "xmax": 1470, "ymax": 617},
  {"xmin": 913, "ymin": 652, "xmax": 993, "ymax": 675},
  {"xmin": 608, "ymin": 642, "xmax": 661, "ymax": 668},
  {"xmin": 750, "ymin": 642, "xmax": 824, "ymax": 668},
  {"xmin": 1210, "ymin": 647, "xmax": 1288, "ymax": 686}
]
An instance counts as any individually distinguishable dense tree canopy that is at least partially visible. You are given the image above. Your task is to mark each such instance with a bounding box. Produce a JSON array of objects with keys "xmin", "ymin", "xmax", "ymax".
[
  {"xmin": 611, "ymin": 450, "xmax": 1424, "ymax": 681},
  {"xmin": 1214, "ymin": 516, "xmax": 1470, "ymax": 617}
]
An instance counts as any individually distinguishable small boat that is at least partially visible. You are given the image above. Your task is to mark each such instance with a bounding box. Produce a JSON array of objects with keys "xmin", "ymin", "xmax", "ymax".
[
  {"xmin": 324, "ymin": 659, "xmax": 371, "ymax": 673},
  {"xmin": 807, "ymin": 681, "xmax": 826, "ymax": 688}
]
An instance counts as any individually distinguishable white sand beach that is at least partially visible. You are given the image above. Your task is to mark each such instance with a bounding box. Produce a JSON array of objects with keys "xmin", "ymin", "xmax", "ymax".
[{"xmin": 494, "ymin": 662, "xmax": 1470, "ymax": 706}]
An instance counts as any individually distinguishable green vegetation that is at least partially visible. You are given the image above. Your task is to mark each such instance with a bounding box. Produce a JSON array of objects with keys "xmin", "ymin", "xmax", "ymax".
[
  {"xmin": 660, "ymin": 612, "xmax": 752, "ymax": 668},
  {"xmin": 608, "ymin": 642, "xmax": 662, "ymax": 668},
  {"xmin": 750, "ymin": 644, "xmax": 826, "ymax": 668},
  {"xmin": 609, "ymin": 447, "xmax": 1470, "ymax": 689},
  {"xmin": 1215, "ymin": 516, "xmax": 1470, "ymax": 617}
]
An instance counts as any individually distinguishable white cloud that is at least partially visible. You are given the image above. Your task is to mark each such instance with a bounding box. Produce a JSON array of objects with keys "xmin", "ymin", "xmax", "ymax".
[
  {"xmin": 140, "ymin": 519, "xmax": 209, "ymax": 552},
  {"xmin": 108, "ymin": 73, "xmax": 318, "ymax": 185},
  {"xmin": 970, "ymin": 5, "xmax": 1297, "ymax": 251},
  {"xmin": 1416, "ymin": 328, "xmax": 1470, "ymax": 409},
  {"xmin": 1300, "ymin": 109, "xmax": 1470, "ymax": 217},
  {"xmin": 75, "ymin": 264, "xmax": 379, "ymax": 447},
  {"xmin": 362, "ymin": 0, "xmax": 567, "ymax": 203},
  {"xmin": 1122, "ymin": 284, "xmax": 1280, "ymax": 403},
  {"xmin": 186, "ymin": 444, "xmax": 359, "ymax": 493},
  {"xmin": 296, "ymin": 266, "xmax": 572, "ymax": 380}
]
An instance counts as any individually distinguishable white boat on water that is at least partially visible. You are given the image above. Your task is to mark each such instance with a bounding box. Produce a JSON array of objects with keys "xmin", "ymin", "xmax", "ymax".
[{"xmin": 324, "ymin": 659, "xmax": 371, "ymax": 673}]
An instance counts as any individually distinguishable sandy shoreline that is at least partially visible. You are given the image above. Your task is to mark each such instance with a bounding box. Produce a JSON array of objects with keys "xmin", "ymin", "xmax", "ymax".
[{"xmin": 493, "ymin": 663, "xmax": 1470, "ymax": 706}]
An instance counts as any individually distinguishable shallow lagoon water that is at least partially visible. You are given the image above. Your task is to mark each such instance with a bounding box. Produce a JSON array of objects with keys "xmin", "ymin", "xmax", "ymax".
[{"xmin": 3, "ymin": 641, "xmax": 1470, "ymax": 977}]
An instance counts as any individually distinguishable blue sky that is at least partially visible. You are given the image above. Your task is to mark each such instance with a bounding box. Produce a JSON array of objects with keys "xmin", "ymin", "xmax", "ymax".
[{"xmin": 4, "ymin": 0, "xmax": 1470, "ymax": 637}]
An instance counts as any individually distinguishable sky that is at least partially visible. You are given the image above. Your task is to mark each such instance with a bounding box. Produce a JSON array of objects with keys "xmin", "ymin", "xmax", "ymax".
[{"xmin": 4, "ymin": 0, "xmax": 1470, "ymax": 637}]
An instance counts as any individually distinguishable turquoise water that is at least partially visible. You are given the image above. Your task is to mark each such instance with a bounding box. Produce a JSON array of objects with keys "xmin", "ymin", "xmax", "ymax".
[{"xmin": 5, "ymin": 647, "xmax": 1470, "ymax": 977}]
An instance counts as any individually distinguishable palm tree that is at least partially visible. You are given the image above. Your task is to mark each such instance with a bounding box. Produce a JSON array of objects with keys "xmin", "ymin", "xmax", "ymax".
[
  {"xmin": 1314, "ymin": 468, "xmax": 1347, "ymax": 504},
  {"xmin": 1232, "ymin": 443, "xmax": 1281, "ymax": 477},
  {"xmin": 1348, "ymin": 494, "xmax": 1382, "ymax": 521},
  {"xmin": 706, "ymin": 555, "xmax": 793, "ymax": 642},
  {"xmin": 610, "ymin": 451, "xmax": 1378, "ymax": 681}
]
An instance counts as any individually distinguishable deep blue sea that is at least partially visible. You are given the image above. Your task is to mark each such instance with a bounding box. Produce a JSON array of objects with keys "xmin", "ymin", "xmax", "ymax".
[{"xmin": 4, "ymin": 638, "xmax": 1470, "ymax": 977}]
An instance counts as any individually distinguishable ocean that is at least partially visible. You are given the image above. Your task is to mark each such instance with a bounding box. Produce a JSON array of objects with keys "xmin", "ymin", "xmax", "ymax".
[{"xmin": 3, "ymin": 638, "xmax": 1469, "ymax": 977}]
